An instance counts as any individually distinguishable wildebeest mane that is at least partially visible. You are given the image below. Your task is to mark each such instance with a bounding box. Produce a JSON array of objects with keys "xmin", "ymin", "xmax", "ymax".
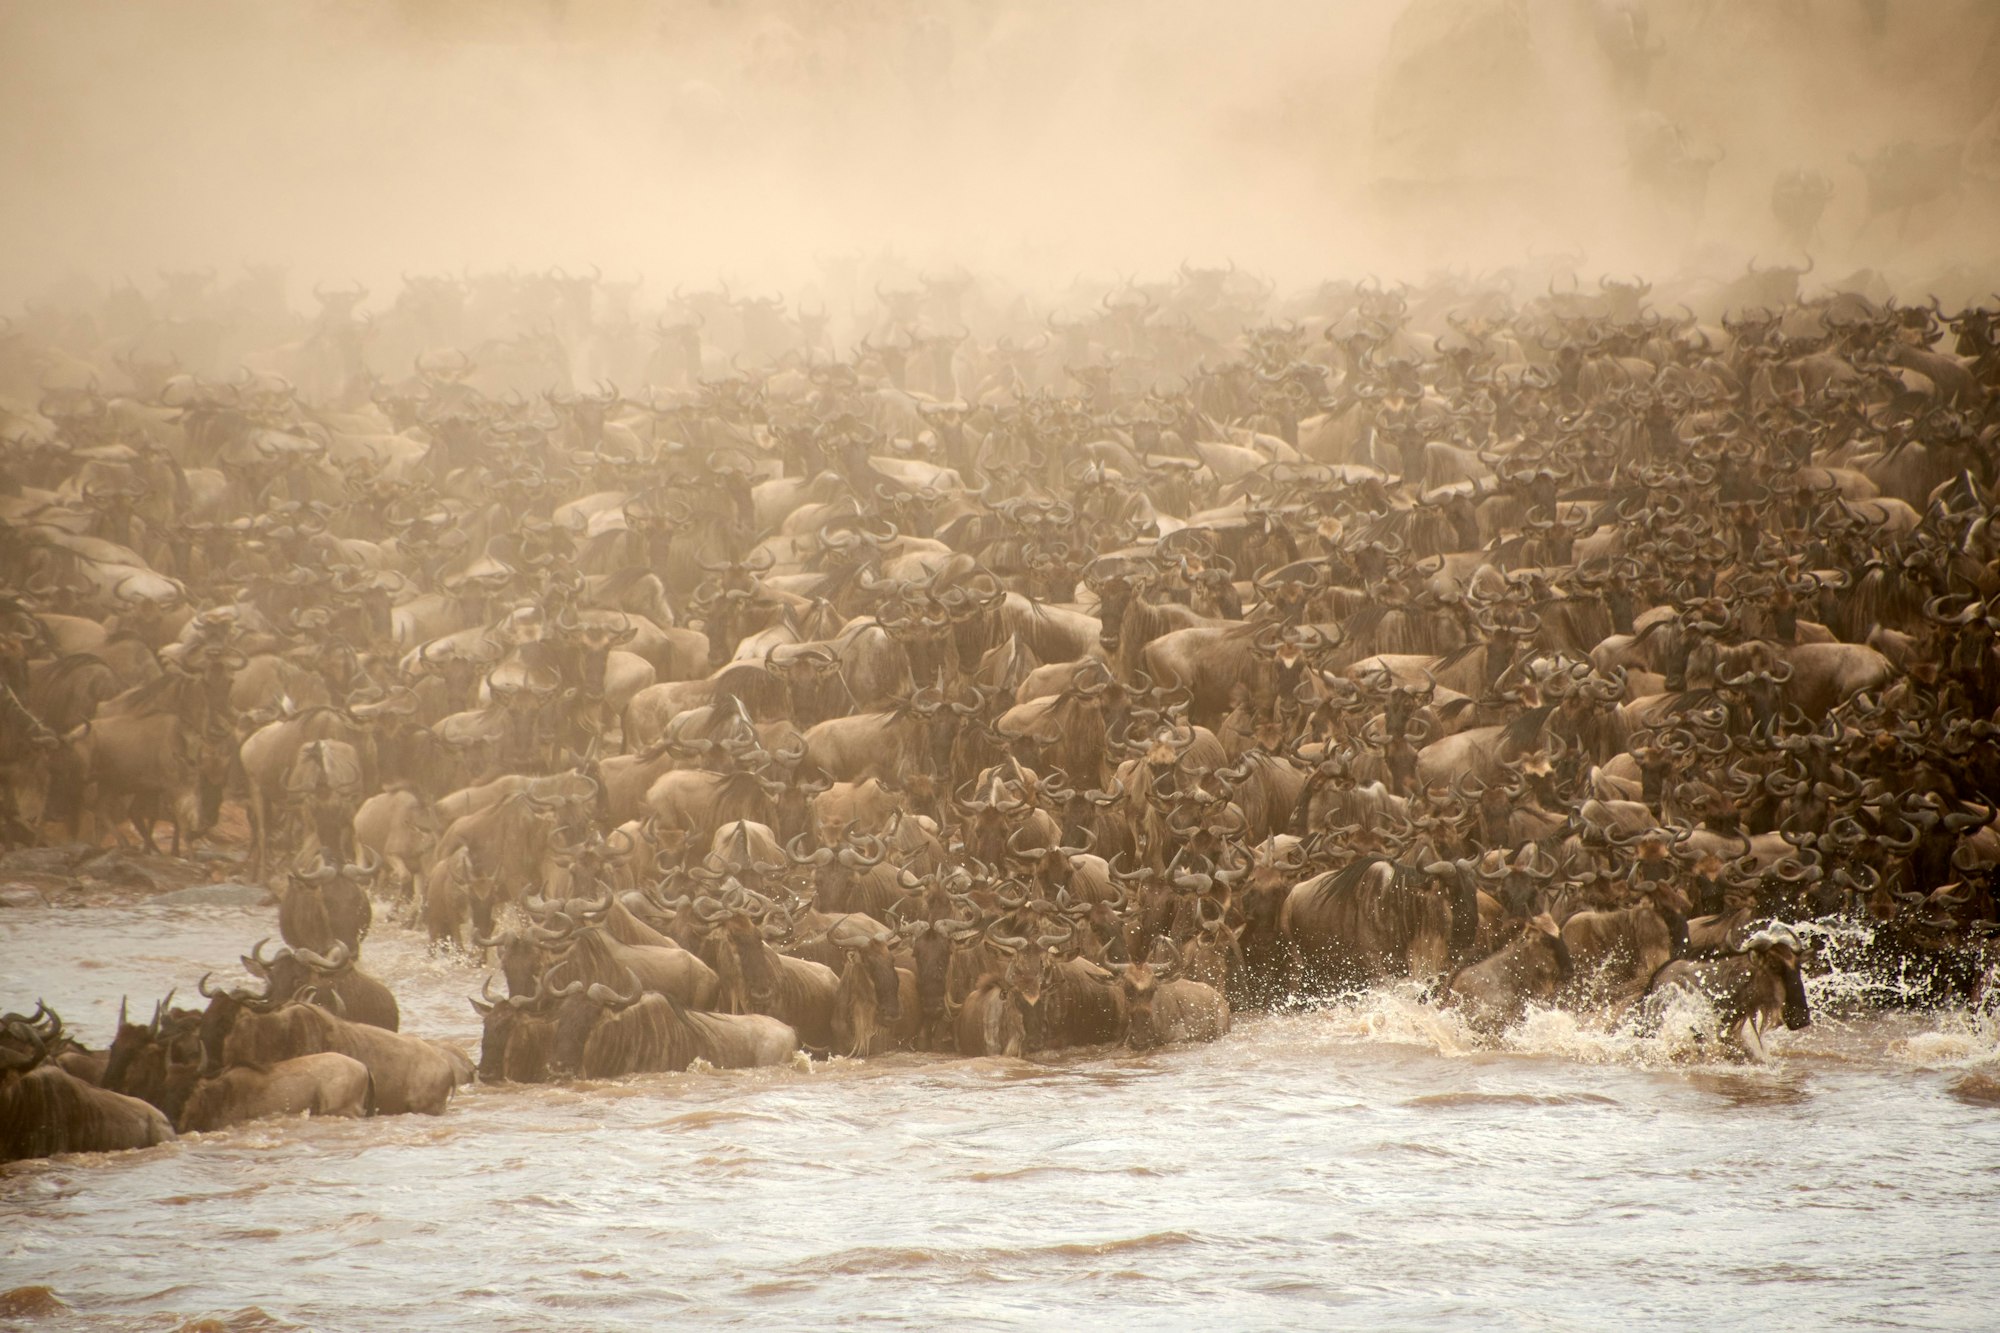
[
  {"xmin": 1008, "ymin": 594, "xmax": 1096, "ymax": 664},
  {"xmin": 708, "ymin": 666, "xmax": 790, "ymax": 720},
  {"xmin": 579, "ymin": 993, "xmax": 695, "ymax": 1076},
  {"xmin": 222, "ymin": 1001, "xmax": 346, "ymax": 1068},
  {"xmin": 1499, "ymin": 703, "xmax": 1556, "ymax": 753}
]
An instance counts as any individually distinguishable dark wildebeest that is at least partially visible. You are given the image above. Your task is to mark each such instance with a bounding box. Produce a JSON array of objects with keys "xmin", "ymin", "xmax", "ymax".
[
  {"xmin": 240, "ymin": 938, "xmax": 400, "ymax": 1032},
  {"xmin": 954, "ymin": 940, "xmax": 1035, "ymax": 1057},
  {"xmin": 695, "ymin": 889, "xmax": 840, "ymax": 1049},
  {"xmin": 1644, "ymin": 924, "xmax": 1812, "ymax": 1060},
  {"xmin": 1281, "ymin": 857, "xmax": 1479, "ymax": 993},
  {"xmin": 2, "ymin": 1007, "xmax": 175, "ymax": 1162},
  {"xmin": 829, "ymin": 915, "xmax": 917, "ymax": 1057},
  {"xmin": 548, "ymin": 972, "xmax": 799, "ymax": 1077},
  {"xmin": 277, "ymin": 855, "xmax": 377, "ymax": 957}
]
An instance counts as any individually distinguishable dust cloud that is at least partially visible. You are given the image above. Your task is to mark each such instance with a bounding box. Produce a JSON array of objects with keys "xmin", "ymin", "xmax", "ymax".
[{"xmin": 2, "ymin": 0, "xmax": 1997, "ymax": 305}]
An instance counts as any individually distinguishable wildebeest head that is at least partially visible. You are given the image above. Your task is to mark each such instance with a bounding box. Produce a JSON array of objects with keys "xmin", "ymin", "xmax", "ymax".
[
  {"xmin": 993, "ymin": 932, "xmax": 1043, "ymax": 1038},
  {"xmin": 1530, "ymin": 912, "xmax": 1573, "ymax": 985},
  {"xmin": 696, "ymin": 885, "xmax": 782, "ymax": 1006},
  {"xmin": 474, "ymin": 926, "xmax": 546, "ymax": 999},
  {"xmin": 240, "ymin": 936, "xmax": 316, "ymax": 1005},
  {"xmin": 1644, "ymin": 878, "xmax": 1693, "ymax": 957},
  {"xmin": 1748, "ymin": 925, "xmax": 1812, "ymax": 1030},
  {"xmin": 544, "ymin": 971, "xmax": 637, "ymax": 1078},
  {"xmin": 279, "ymin": 852, "xmax": 376, "ymax": 954},
  {"xmin": 906, "ymin": 919, "xmax": 954, "ymax": 1022},
  {"xmin": 470, "ymin": 973, "xmax": 547, "ymax": 1082},
  {"xmin": 194, "ymin": 970, "xmax": 272, "ymax": 1077},
  {"xmin": 101, "ymin": 995, "xmax": 161, "ymax": 1093},
  {"xmin": 831, "ymin": 917, "xmax": 901, "ymax": 1020},
  {"xmin": 1117, "ymin": 956, "xmax": 1164, "ymax": 1050},
  {"xmin": 101, "ymin": 994, "xmax": 200, "ymax": 1118},
  {"xmin": 553, "ymin": 607, "xmax": 638, "ymax": 698}
]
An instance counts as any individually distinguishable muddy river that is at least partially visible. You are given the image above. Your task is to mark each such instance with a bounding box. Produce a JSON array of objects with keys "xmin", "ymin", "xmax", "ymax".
[{"xmin": 4, "ymin": 901, "xmax": 1997, "ymax": 1330}]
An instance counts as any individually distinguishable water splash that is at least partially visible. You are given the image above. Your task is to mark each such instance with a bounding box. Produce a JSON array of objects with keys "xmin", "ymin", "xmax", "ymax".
[
  {"xmin": 1793, "ymin": 915, "xmax": 1993, "ymax": 1013},
  {"xmin": 1262, "ymin": 942, "xmax": 1886, "ymax": 1069},
  {"xmin": 1885, "ymin": 987, "xmax": 2000, "ymax": 1070}
]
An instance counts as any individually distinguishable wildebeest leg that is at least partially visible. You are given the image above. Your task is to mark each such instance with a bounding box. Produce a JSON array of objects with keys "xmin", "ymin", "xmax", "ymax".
[
  {"xmin": 0, "ymin": 782, "xmax": 31, "ymax": 848},
  {"xmin": 71, "ymin": 787, "xmax": 100, "ymax": 847},
  {"xmin": 171, "ymin": 789, "xmax": 203, "ymax": 857},
  {"xmin": 128, "ymin": 804, "xmax": 161, "ymax": 855},
  {"xmin": 248, "ymin": 792, "xmax": 269, "ymax": 879},
  {"xmin": 97, "ymin": 792, "xmax": 136, "ymax": 849}
]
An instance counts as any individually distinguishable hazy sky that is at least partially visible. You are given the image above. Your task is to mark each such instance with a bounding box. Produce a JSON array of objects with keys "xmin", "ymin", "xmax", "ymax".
[{"xmin": 2, "ymin": 0, "xmax": 1995, "ymax": 305}]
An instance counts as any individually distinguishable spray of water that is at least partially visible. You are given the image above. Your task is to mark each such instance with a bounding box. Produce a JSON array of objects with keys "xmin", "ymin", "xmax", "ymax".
[{"xmin": 1251, "ymin": 917, "xmax": 1997, "ymax": 1071}]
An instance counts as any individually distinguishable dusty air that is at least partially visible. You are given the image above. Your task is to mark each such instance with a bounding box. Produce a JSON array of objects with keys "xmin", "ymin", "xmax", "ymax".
[{"xmin": 2, "ymin": 2, "xmax": 1998, "ymax": 1329}]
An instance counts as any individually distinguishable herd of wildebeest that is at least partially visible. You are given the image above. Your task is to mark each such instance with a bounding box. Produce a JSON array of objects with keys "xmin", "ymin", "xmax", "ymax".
[{"xmin": 2, "ymin": 255, "xmax": 1998, "ymax": 1164}]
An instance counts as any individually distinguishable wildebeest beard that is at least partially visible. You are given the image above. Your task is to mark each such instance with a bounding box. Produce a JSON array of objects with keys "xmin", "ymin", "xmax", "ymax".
[
  {"xmin": 725, "ymin": 922, "xmax": 777, "ymax": 1005},
  {"xmin": 549, "ymin": 994, "xmax": 604, "ymax": 1075},
  {"xmin": 1779, "ymin": 958, "xmax": 1812, "ymax": 1030},
  {"xmin": 866, "ymin": 948, "xmax": 901, "ymax": 1019}
]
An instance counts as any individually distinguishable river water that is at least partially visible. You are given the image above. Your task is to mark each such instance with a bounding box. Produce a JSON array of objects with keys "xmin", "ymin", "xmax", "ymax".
[{"xmin": 4, "ymin": 902, "xmax": 1998, "ymax": 1331}]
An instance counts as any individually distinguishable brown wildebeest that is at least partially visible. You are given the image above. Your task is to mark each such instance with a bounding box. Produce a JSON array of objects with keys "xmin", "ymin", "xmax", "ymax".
[
  {"xmin": 1559, "ymin": 879, "xmax": 1692, "ymax": 1007},
  {"xmin": 178, "ymin": 1052, "xmax": 373, "ymax": 1131},
  {"xmin": 219, "ymin": 1002, "xmax": 459, "ymax": 1115},
  {"xmin": 830, "ymin": 916, "xmax": 917, "ymax": 1057},
  {"xmin": 1116, "ymin": 955, "xmax": 1230, "ymax": 1050},
  {"xmin": 1444, "ymin": 914, "xmax": 1574, "ymax": 1030}
]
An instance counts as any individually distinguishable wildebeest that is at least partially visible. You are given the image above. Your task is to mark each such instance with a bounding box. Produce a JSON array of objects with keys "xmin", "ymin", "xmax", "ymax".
[
  {"xmin": 1644, "ymin": 925, "xmax": 1813, "ymax": 1060},
  {"xmin": 697, "ymin": 890, "xmax": 841, "ymax": 1049},
  {"xmin": 1444, "ymin": 914, "xmax": 1574, "ymax": 1030},
  {"xmin": 1116, "ymin": 956, "xmax": 1230, "ymax": 1050},
  {"xmin": 548, "ymin": 973, "xmax": 799, "ymax": 1077},
  {"xmin": 218, "ymin": 1002, "xmax": 459, "ymax": 1115},
  {"xmin": 829, "ymin": 915, "xmax": 917, "ymax": 1057},
  {"xmin": 538, "ymin": 915, "xmax": 719, "ymax": 1009},
  {"xmin": 14, "ymin": 257, "xmax": 2000, "ymax": 1152},
  {"xmin": 277, "ymin": 855, "xmax": 376, "ymax": 956},
  {"xmin": 1281, "ymin": 857, "xmax": 1478, "ymax": 992},
  {"xmin": 240, "ymin": 938, "xmax": 400, "ymax": 1032},
  {"xmin": 100, "ymin": 993, "xmax": 205, "ymax": 1121},
  {"xmin": 955, "ymin": 944, "xmax": 1035, "ymax": 1058},
  {"xmin": 177, "ymin": 1052, "xmax": 373, "ymax": 1131},
  {"xmin": 1559, "ymin": 879, "xmax": 1691, "ymax": 1007},
  {"xmin": 2, "ymin": 1006, "xmax": 175, "ymax": 1162}
]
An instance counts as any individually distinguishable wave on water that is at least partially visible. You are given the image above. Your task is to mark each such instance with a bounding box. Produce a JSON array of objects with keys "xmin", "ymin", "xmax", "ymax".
[
  {"xmin": 1886, "ymin": 1005, "xmax": 2000, "ymax": 1070},
  {"xmin": 791, "ymin": 1230, "xmax": 1203, "ymax": 1278},
  {"xmin": 0, "ymin": 1286, "xmax": 71, "ymax": 1318}
]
